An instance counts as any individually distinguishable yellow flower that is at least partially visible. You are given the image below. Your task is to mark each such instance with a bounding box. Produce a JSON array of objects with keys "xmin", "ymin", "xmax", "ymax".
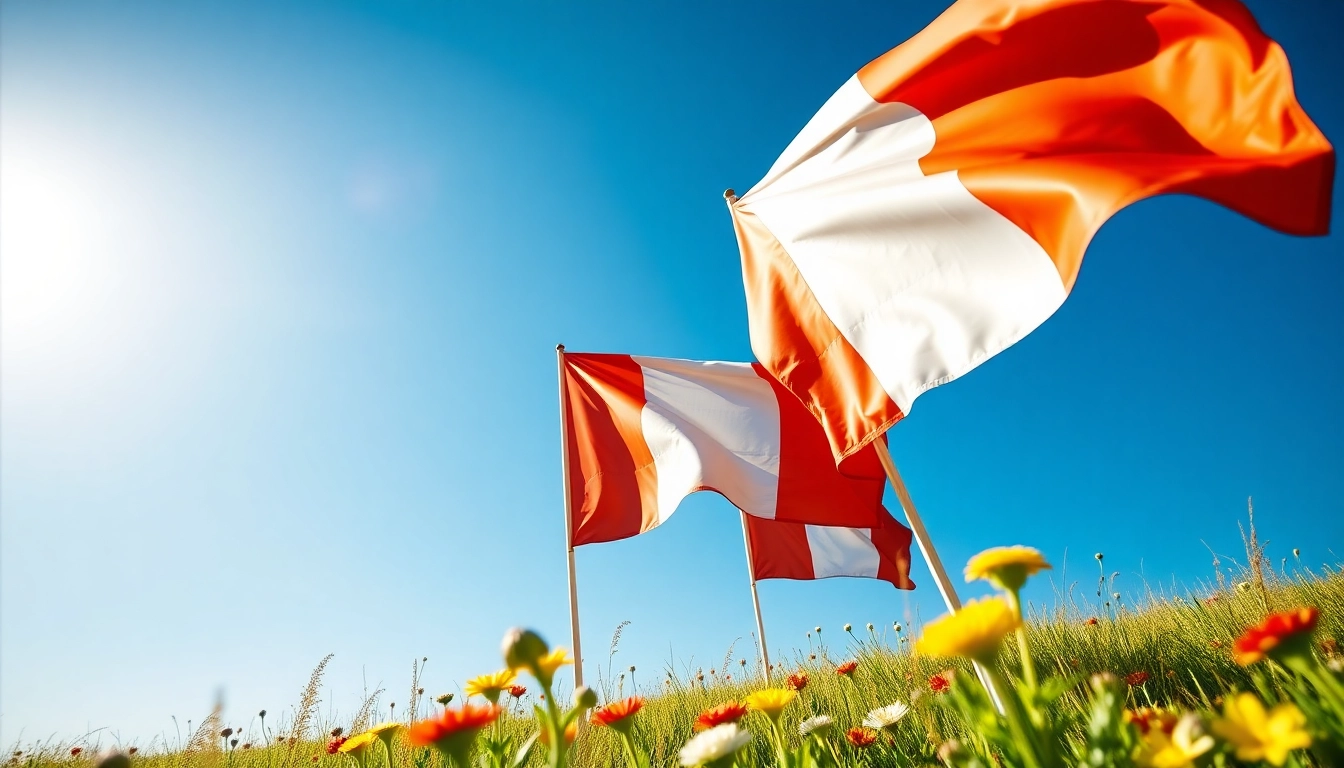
[
  {"xmin": 915, "ymin": 597, "xmax": 1021, "ymax": 664},
  {"xmin": 744, "ymin": 688, "xmax": 798, "ymax": 722},
  {"xmin": 1211, "ymin": 693, "xmax": 1311, "ymax": 766},
  {"xmin": 1136, "ymin": 714, "xmax": 1213, "ymax": 768},
  {"xmin": 965, "ymin": 546, "xmax": 1051, "ymax": 592},
  {"xmin": 368, "ymin": 722, "xmax": 402, "ymax": 740},
  {"xmin": 464, "ymin": 670, "xmax": 517, "ymax": 703},
  {"xmin": 338, "ymin": 732, "xmax": 378, "ymax": 758},
  {"xmin": 536, "ymin": 648, "xmax": 572, "ymax": 676}
]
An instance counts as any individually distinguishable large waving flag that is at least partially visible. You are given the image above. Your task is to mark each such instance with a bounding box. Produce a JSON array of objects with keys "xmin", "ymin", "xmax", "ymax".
[
  {"xmin": 728, "ymin": 0, "xmax": 1334, "ymax": 466},
  {"xmin": 561, "ymin": 352, "xmax": 889, "ymax": 546},
  {"xmin": 745, "ymin": 507, "xmax": 915, "ymax": 590}
]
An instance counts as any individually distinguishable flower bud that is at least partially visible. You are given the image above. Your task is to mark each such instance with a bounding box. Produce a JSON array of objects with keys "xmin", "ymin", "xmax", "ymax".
[
  {"xmin": 501, "ymin": 627, "xmax": 549, "ymax": 670},
  {"xmin": 843, "ymin": 624, "xmax": 852, "ymax": 632},
  {"xmin": 572, "ymin": 686, "xmax": 598, "ymax": 709},
  {"xmin": 1094, "ymin": 552, "xmax": 1103, "ymax": 561}
]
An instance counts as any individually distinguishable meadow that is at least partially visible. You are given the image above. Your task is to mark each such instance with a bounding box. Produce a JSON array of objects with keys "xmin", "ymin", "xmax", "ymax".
[{"xmin": 10, "ymin": 519, "xmax": 1343, "ymax": 768}]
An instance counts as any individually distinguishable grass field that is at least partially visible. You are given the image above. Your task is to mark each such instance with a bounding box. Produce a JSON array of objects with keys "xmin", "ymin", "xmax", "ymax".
[{"xmin": 10, "ymin": 524, "xmax": 1343, "ymax": 767}]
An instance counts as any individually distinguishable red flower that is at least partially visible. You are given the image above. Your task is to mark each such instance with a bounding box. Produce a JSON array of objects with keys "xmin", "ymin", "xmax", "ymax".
[
  {"xmin": 1085, "ymin": 617, "xmax": 1099, "ymax": 626},
  {"xmin": 507, "ymin": 685, "xmax": 527, "ymax": 698},
  {"xmin": 1125, "ymin": 671, "xmax": 1150, "ymax": 687},
  {"xmin": 845, "ymin": 727, "xmax": 877, "ymax": 748},
  {"xmin": 1125, "ymin": 708, "xmax": 1176, "ymax": 736},
  {"xmin": 786, "ymin": 671, "xmax": 810, "ymax": 691},
  {"xmin": 326, "ymin": 737, "xmax": 346, "ymax": 755},
  {"xmin": 1233, "ymin": 607, "xmax": 1319, "ymax": 665},
  {"xmin": 70, "ymin": 749, "xmax": 82, "ymax": 757},
  {"xmin": 836, "ymin": 661, "xmax": 858, "ymax": 677},
  {"xmin": 589, "ymin": 696, "xmax": 643, "ymax": 731},
  {"xmin": 929, "ymin": 673, "xmax": 951, "ymax": 694},
  {"xmin": 693, "ymin": 702, "xmax": 748, "ymax": 732},
  {"xmin": 408, "ymin": 704, "xmax": 501, "ymax": 755}
]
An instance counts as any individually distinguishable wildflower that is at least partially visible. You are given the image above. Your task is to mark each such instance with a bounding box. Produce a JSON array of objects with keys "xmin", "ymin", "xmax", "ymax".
[
  {"xmin": 845, "ymin": 728, "xmax": 877, "ymax": 748},
  {"xmin": 71, "ymin": 749, "xmax": 83, "ymax": 757},
  {"xmin": 678, "ymin": 723, "xmax": 751, "ymax": 767},
  {"xmin": 241, "ymin": 744, "xmax": 251, "ymax": 750},
  {"xmin": 1127, "ymin": 708, "xmax": 1178, "ymax": 736},
  {"xmin": 929, "ymin": 673, "xmax": 951, "ymax": 694},
  {"xmin": 259, "ymin": 710, "xmax": 267, "ymax": 718},
  {"xmin": 694, "ymin": 702, "xmax": 749, "ymax": 731},
  {"xmin": 964, "ymin": 546, "xmax": 1051, "ymax": 591},
  {"xmin": 836, "ymin": 661, "xmax": 858, "ymax": 677},
  {"xmin": 1211, "ymin": 693, "xmax": 1311, "ymax": 766},
  {"xmin": 1095, "ymin": 553, "xmax": 1104, "ymax": 561},
  {"xmin": 744, "ymin": 689, "xmax": 797, "ymax": 723},
  {"xmin": 1137, "ymin": 714, "xmax": 1213, "ymax": 768},
  {"xmin": 799, "ymin": 715, "xmax": 833, "ymax": 737},
  {"xmin": 866, "ymin": 623, "xmax": 874, "ymax": 631},
  {"xmin": 435, "ymin": 693, "xmax": 453, "ymax": 706},
  {"xmin": 814, "ymin": 626, "xmax": 822, "ymax": 634},
  {"xmin": 501, "ymin": 628, "xmax": 549, "ymax": 672},
  {"xmin": 808, "ymin": 654, "xmax": 816, "ymax": 661},
  {"xmin": 311, "ymin": 757, "xmax": 318, "ymax": 763},
  {"xmin": 589, "ymin": 697, "xmax": 643, "ymax": 733},
  {"xmin": 507, "ymin": 685, "xmax": 526, "ymax": 699},
  {"xmin": 915, "ymin": 597, "xmax": 1020, "ymax": 664},
  {"xmin": 1086, "ymin": 617, "xmax": 1099, "ymax": 626},
  {"xmin": 408, "ymin": 704, "xmax": 501, "ymax": 766},
  {"xmin": 532, "ymin": 648, "xmax": 573, "ymax": 687},
  {"xmin": 537, "ymin": 722, "xmax": 577, "ymax": 748},
  {"xmin": 1126, "ymin": 671, "xmax": 1151, "ymax": 687},
  {"xmin": 367, "ymin": 723, "xmax": 402, "ymax": 759},
  {"xmin": 337, "ymin": 732, "xmax": 377, "ymax": 763},
  {"xmin": 843, "ymin": 623, "xmax": 852, "ymax": 632},
  {"xmin": 1232, "ymin": 607, "xmax": 1318, "ymax": 666},
  {"xmin": 463, "ymin": 669, "xmax": 516, "ymax": 703},
  {"xmin": 893, "ymin": 622, "xmax": 902, "ymax": 632},
  {"xmin": 862, "ymin": 702, "xmax": 911, "ymax": 731},
  {"xmin": 230, "ymin": 740, "xmax": 239, "ymax": 749},
  {"xmin": 786, "ymin": 671, "xmax": 809, "ymax": 691}
]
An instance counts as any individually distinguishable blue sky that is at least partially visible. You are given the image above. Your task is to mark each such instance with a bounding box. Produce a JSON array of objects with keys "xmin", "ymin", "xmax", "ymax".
[{"xmin": 2, "ymin": 0, "xmax": 1340, "ymax": 747}]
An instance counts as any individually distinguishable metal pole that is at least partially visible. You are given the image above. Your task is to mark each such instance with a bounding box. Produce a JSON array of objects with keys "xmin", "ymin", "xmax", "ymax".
[
  {"xmin": 873, "ymin": 439, "xmax": 1003, "ymax": 712},
  {"xmin": 738, "ymin": 511, "xmax": 772, "ymax": 684},
  {"xmin": 556, "ymin": 344, "xmax": 584, "ymax": 688}
]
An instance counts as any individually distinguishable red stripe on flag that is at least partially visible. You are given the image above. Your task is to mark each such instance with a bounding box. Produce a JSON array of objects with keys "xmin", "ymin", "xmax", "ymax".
[
  {"xmin": 744, "ymin": 513, "xmax": 816, "ymax": 581},
  {"xmin": 563, "ymin": 353, "xmax": 658, "ymax": 546}
]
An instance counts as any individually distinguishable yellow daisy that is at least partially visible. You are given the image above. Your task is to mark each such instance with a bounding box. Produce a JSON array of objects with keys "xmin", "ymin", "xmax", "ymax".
[
  {"xmin": 1211, "ymin": 693, "xmax": 1311, "ymax": 766},
  {"xmin": 915, "ymin": 597, "xmax": 1021, "ymax": 664},
  {"xmin": 464, "ymin": 669, "xmax": 517, "ymax": 703},
  {"xmin": 338, "ymin": 732, "xmax": 378, "ymax": 758},
  {"xmin": 965, "ymin": 546, "xmax": 1051, "ymax": 592},
  {"xmin": 744, "ymin": 688, "xmax": 798, "ymax": 722}
]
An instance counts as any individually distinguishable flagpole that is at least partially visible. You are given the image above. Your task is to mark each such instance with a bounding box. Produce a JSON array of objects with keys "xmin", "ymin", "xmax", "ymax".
[
  {"xmin": 556, "ymin": 344, "xmax": 585, "ymax": 689},
  {"xmin": 738, "ymin": 511, "xmax": 772, "ymax": 684},
  {"xmin": 872, "ymin": 439, "xmax": 1004, "ymax": 712}
]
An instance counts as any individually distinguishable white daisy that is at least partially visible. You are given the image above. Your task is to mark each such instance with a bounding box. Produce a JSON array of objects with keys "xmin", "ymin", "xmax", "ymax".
[
  {"xmin": 862, "ymin": 701, "xmax": 911, "ymax": 731},
  {"xmin": 798, "ymin": 715, "xmax": 833, "ymax": 737},
  {"xmin": 678, "ymin": 723, "xmax": 751, "ymax": 767}
]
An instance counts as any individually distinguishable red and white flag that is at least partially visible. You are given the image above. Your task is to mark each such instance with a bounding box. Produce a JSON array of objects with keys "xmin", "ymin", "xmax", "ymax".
[
  {"xmin": 745, "ymin": 507, "xmax": 915, "ymax": 590},
  {"xmin": 561, "ymin": 352, "xmax": 889, "ymax": 546},
  {"xmin": 729, "ymin": 0, "xmax": 1334, "ymax": 466}
]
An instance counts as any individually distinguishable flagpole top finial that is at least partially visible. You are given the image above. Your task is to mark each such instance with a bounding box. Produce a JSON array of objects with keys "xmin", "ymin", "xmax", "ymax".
[
  {"xmin": 723, "ymin": 188, "xmax": 737, "ymax": 203},
  {"xmin": 557, "ymin": 343, "xmax": 565, "ymax": 352}
]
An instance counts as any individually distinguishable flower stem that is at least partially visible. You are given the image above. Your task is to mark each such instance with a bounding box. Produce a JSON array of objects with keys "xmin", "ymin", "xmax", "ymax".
[{"xmin": 1005, "ymin": 589, "xmax": 1039, "ymax": 691}]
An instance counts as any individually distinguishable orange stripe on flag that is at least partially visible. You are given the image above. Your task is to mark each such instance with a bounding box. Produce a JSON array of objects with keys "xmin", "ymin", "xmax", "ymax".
[
  {"xmin": 563, "ymin": 353, "xmax": 659, "ymax": 546},
  {"xmin": 732, "ymin": 207, "xmax": 905, "ymax": 469},
  {"xmin": 858, "ymin": 0, "xmax": 1334, "ymax": 290}
]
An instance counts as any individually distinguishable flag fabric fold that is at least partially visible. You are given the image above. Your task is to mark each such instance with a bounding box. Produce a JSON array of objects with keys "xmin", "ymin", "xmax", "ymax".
[
  {"xmin": 561, "ymin": 352, "xmax": 889, "ymax": 546},
  {"xmin": 745, "ymin": 507, "xmax": 915, "ymax": 590},
  {"xmin": 729, "ymin": 0, "xmax": 1334, "ymax": 468}
]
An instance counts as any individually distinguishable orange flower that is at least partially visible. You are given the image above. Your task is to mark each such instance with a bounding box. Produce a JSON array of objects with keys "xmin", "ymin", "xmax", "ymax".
[
  {"xmin": 326, "ymin": 737, "xmax": 347, "ymax": 754},
  {"xmin": 589, "ymin": 696, "xmax": 643, "ymax": 732},
  {"xmin": 538, "ymin": 721, "xmax": 577, "ymax": 747},
  {"xmin": 786, "ymin": 671, "xmax": 810, "ymax": 691},
  {"xmin": 507, "ymin": 685, "xmax": 526, "ymax": 699},
  {"xmin": 1125, "ymin": 671, "xmax": 1150, "ymax": 687},
  {"xmin": 836, "ymin": 661, "xmax": 858, "ymax": 677},
  {"xmin": 408, "ymin": 704, "xmax": 501, "ymax": 760},
  {"xmin": 1085, "ymin": 617, "xmax": 1099, "ymax": 626},
  {"xmin": 1233, "ymin": 607, "xmax": 1319, "ymax": 665},
  {"xmin": 694, "ymin": 702, "xmax": 749, "ymax": 732},
  {"xmin": 929, "ymin": 673, "xmax": 951, "ymax": 694},
  {"xmin": 1126, "ymin": 707, "xmax": 1177, "ymax": 736},
  {"xmin": 846, "ymin": 727, "xmax": 877, "ymax": 748}
]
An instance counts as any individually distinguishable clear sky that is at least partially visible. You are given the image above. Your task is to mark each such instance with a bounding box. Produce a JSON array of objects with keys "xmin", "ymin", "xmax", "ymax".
[{"xmin": 2, "ymin": 0, "xmax": 1340, "ymax": 748}]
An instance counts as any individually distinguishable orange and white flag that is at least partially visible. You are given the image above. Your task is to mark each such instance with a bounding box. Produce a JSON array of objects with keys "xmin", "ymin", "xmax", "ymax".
[
  {"xmin": 745, "ymin": 507, "xmax": 915, "ymax": 590},
  {"xmin": 729, "ymin": 0, "xmax": 1334, "ymax": 466},
  {"xmin": 561, "ymin": 352, "xmax": 888, "ymax": 546}
]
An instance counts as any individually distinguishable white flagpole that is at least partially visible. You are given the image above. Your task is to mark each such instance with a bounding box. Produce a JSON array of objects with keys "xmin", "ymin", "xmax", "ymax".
[
  {"xmin": 872, "ymin": 439, "xmax": 1004, "ymax": 711},
  {"xmin": 556, "ymin": 344, "xmax": 585, "ymax": 689},
  {"xmin": 738, "ymin": 511, "xmax": 772, "ymax": 684}
]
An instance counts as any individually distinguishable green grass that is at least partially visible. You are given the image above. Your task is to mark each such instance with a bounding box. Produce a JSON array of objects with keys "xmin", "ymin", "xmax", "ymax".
[{"xmin": 10, "ymin": 556, "xmax": 1343, "ymax": 767}]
